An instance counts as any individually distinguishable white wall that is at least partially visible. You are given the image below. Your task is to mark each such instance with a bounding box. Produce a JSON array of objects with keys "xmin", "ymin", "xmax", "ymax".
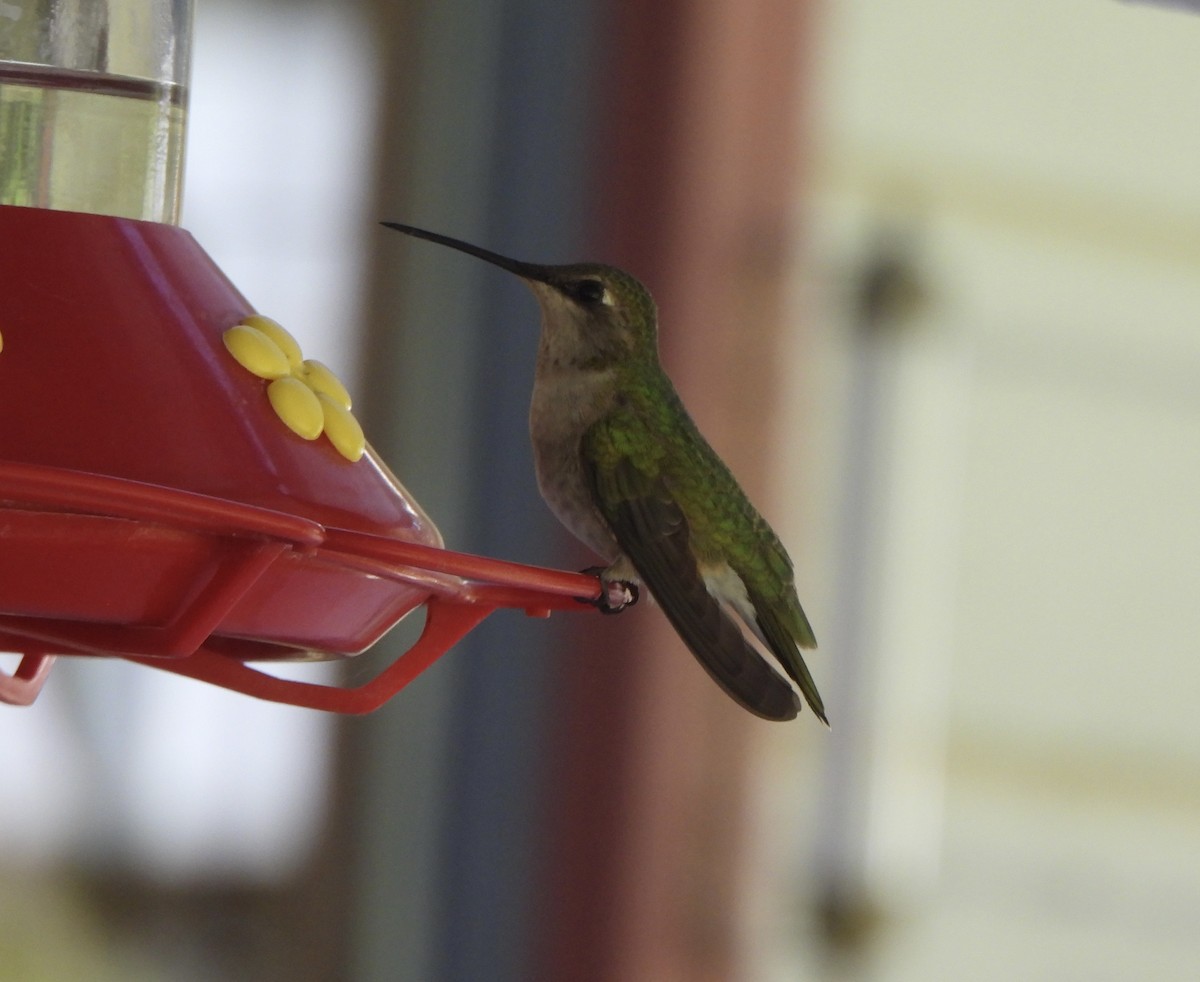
[{"xmin": 755, "ymin": 2, "xmax": 1200, "ymax": 978}]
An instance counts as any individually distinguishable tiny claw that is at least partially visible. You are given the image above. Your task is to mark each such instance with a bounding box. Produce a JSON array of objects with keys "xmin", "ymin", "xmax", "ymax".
[
  {"xmin": 599, "ymin": 579, "xmax": 639, "ymax": 614},
  {"xmin": 577, "ymin": 566, "xmax": 640, "ymax": 614}
]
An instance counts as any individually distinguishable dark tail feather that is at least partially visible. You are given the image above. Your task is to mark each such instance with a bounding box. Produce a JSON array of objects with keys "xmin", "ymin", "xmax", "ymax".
[{"xmin": 754, "ymin": 605, "xmax": 828, "ymax": 726}]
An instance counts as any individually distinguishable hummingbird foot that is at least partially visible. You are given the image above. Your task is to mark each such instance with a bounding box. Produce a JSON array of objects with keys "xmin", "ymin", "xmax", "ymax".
[{"xmin": 578, "ymin": 566, "xmax": 640, "ymax": 614}]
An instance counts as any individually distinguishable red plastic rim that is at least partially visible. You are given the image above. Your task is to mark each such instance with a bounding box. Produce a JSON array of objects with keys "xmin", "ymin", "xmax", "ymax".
[{"xmin": 0, "ymin": 462, "xmax": 601, "ymax": 711}]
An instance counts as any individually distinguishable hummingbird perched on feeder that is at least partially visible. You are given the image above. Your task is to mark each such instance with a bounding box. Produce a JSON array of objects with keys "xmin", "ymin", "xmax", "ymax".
[{"xmin": 383, "ymin": 223, "xmax": 826, "ymax": 724}]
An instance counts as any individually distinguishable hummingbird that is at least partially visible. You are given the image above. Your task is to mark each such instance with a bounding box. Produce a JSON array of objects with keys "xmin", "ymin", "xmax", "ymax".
[{"xmin": 383, "ymin": 222, "xmax": 826, "ymax": 724}]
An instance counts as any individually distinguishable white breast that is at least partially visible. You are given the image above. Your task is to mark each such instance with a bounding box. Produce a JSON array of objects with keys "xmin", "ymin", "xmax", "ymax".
[{"xmin": 529, "ymin": 367, "xmax": 621, "ymax": 559}]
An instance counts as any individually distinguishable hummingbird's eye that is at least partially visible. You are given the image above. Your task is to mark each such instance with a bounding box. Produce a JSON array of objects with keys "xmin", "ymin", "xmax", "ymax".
[{"xmin": 569, "ymin": 278, "xmax": 608, "ymax": 305}]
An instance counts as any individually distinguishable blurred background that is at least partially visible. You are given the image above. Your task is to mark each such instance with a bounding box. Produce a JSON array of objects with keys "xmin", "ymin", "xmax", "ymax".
[{"xmin": 3, "ymin": 0, "xmax": 1200, "ymax": 979}]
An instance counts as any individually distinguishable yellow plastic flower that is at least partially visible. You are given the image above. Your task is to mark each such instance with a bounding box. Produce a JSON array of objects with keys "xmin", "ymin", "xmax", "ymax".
[{"xmin": 223, "ymin": 315, "xmax": 365, "ymax": 462}]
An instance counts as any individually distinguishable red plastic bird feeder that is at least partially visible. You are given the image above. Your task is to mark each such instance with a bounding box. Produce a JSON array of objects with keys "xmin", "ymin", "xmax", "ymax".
[{"xmin": 0, "ymin": 3, "xmax": 599, "ymax": 710}]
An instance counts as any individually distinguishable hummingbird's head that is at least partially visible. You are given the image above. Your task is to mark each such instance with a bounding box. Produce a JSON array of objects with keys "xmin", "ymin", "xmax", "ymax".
[
  {"xmin": 523, "ymin": 263, "xmax": 658, "ymax": 368},
  {"xmin": 382, "ymin": 223, "xmax": 658, "ymax": 368}
]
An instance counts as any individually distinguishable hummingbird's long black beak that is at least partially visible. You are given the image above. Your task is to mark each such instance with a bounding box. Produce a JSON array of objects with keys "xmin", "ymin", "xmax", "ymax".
[{"xmin": 381, "ymin": 222, "xmax": 552, "ymax": 284}]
